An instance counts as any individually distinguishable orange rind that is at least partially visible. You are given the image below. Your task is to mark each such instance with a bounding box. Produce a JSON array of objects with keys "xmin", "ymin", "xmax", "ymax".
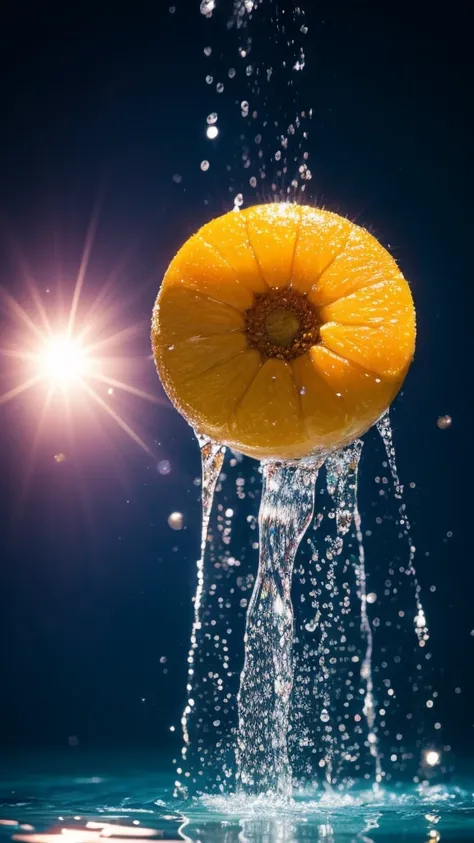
[{"xmin": 151, "ymin": 203, "xmax": 416, "ymax": 461}]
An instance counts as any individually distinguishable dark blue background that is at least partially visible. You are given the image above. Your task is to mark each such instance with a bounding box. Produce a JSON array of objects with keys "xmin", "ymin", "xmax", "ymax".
[{"xmin": 0, "ymin": 0, "xmax": 471, "ymax": 761}]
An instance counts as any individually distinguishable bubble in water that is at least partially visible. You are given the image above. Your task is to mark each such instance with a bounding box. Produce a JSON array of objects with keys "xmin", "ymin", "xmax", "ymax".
[
  {"xmin": 206, "ymin": 126, "xmax": 219, "ymax": 139},
  {"xmin": 201, "ymin": 160, "xmax": 210, "ymax": 171},
  {"xmin": 207, "ymin": 112, "xmax": 218, "ymax": 125},
  {"xmin": 320, "ymin": 709, "xmax": 330, "ymax": 723},
  {"xmin": 234, "ymin": 193, "xmax": 244, "ymax": 207},
  {"xmin": 168, "ymin": 511, "xmax": 184, "ymax": 531},
  {"xmin": 216, "ymin": 82, "xmax": 224, "ymax": 93},
  {"xmin": 157, "ymin": 459, "xmax": 171, "ymax": 475},
  {"xmin": 204, "ymin": 46, "xmax": 212, "ymax": 56},
  {"xmin": 205, "ymin": 75, "xmax": 213, "ymax": 84},
  {"xmin": 437, "ymin": 415, "xmax": 452, "ymax": 429},
  {"xmin": 366, "ymin": 592, "xmax": 377, "ymax": 604},
  {"xmin": 228, "ymin": 68, "xmax": 236, "ymax": 78},
  {"xmin": 172, "ymin": 173, "xmax": 182, "ymax": 183}
]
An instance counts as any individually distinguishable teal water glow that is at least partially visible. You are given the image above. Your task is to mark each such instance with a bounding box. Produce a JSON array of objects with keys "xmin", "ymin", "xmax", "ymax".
[{"xmin": 1, "ymin": 756, "xmax": 474, "ymax": 842}]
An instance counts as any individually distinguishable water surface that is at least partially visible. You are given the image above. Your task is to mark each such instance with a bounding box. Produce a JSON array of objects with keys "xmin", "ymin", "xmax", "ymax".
[{"xmin": 1, "ymin": 753, "xmax": 473, "ymax": 842}]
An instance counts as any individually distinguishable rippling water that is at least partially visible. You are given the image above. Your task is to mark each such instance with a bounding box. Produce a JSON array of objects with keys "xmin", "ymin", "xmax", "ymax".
[{"xmin": 1, "ymin": 753, "xmax": 473, "ymax": 842}]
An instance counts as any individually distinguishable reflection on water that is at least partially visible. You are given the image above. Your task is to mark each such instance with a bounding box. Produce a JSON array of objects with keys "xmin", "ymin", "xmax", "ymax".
[{"xmin": 1, "ymin": 764, "xmax": 474, "ymax": 842}]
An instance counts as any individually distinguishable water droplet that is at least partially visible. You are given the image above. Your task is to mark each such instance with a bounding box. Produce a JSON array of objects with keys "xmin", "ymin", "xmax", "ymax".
[
  {"xmin": 201, "ymin": 160, "xmax": 210, "ymax": 171},
  {"xmin": 168, "ymin": 512, "xmax": 184, "ymax": 531},
  {"xmin": 200, "ymin": 0, "xmax": 215, "ymax": 17}
]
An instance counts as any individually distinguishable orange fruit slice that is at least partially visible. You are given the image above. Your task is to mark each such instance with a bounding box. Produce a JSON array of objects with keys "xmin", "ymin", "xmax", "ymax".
[{"xmin": 151, "ymin": 203, "xmax": 415, "ymax": 461}]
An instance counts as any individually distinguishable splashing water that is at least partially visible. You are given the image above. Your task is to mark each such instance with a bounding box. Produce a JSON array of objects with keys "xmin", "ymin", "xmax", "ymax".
[
  {"xmin": 236, "ymin": 455, "xmax": 324, "ymax": 796},
  {"xmin": 353, "ymin": 461, "xmax": 383, "ymax": 785},
  {"xmin": 175, "ymin": 414, "xmax": 439, "ymax": 799},
  {"xmin": 195, "ymin": 0, "xmax": 311, "ymax": 208},
  {"xmin": 180, "ymin": 438, "xmax": 226, "ymax": 759},
  {"xmin": 288, "ymin": 441, "xmax": 384, "ymax": 790},
  {"xmin": 377, "ymin": 413, "xmax": 429, "ymax": 645}
]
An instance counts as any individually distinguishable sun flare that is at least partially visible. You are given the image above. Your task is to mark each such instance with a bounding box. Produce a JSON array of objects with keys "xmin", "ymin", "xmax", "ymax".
[
  {"xmin": 0, "ymin": 209, "xmax": 164, "ymax": 464},
  {"xmin": 36, "ymin": 335, "xmax": 88, "ymax": 385}
]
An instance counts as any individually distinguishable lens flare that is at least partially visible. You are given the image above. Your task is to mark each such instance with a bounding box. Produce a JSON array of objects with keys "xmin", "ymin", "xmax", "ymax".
[
  {"xmin": 0, "ymin": 204, "xmax": 167, "ymax": 482},
  {"xmin": 37, "ymin": 336, "xmax": 88, "ymax": 385}
]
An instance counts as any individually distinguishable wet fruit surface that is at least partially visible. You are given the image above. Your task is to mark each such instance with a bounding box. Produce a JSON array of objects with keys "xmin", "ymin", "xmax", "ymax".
[{"xmin": 152, "ymin": 203, "xmax": 416, "ymax": 460}]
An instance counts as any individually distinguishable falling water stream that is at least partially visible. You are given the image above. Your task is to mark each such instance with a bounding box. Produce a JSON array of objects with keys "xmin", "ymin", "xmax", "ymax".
[
  {"xmin": 181, "ymin": 438, "xmax": 226, "ymax": 755},
  {"xmin": 176, "ymin": 413, "xmax": 435, "ymax": 800},
  {"xmin": 236, "ymin": 455, "xmax": 324, "ymax": 796}
]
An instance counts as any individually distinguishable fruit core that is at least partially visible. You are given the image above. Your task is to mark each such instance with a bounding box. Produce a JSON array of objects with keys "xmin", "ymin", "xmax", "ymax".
[{"xmin": 244, "ymin": 288, "xmax": 320, "ymax": 361}]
